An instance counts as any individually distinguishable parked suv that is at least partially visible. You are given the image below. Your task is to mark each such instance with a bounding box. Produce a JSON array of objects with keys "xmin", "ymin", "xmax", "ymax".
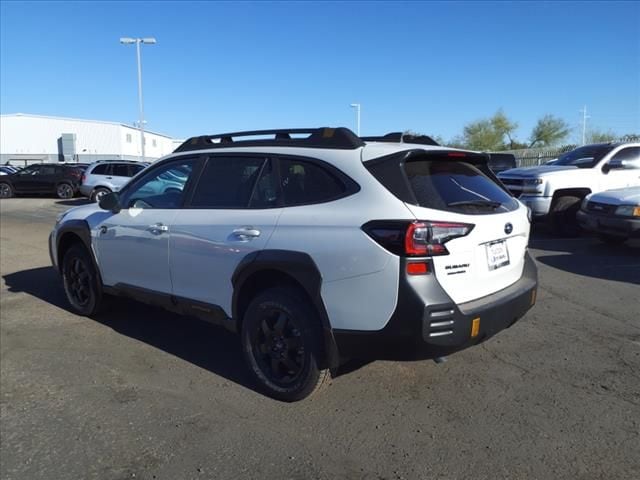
[
  {"xmin": 498, "ymin": 143, "xmax": 640, "ymax": 236},
  {"xmin": 79, "ymin": 160, "xmax": 148, "ymax": 202},
  {"xmin": 50, "ymin": 128, "xmax": 538, "ymax": 401},
  {"xmin": 0, "ymin": 163, "xmax": 82, "ymax": 199}
]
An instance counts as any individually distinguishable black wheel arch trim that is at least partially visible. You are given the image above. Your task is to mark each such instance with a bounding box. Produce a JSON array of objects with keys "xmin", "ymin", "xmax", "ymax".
[
  {"xmin": 54, "ymin": 220, "xmax": 103, "ymax": 288},
  {"xmin": 231, "ymin": 249, "xmax": 340, "ymax": 369}
]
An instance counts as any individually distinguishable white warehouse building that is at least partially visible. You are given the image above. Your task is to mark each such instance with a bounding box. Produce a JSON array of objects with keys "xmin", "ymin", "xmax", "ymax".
[{"xmin": 0, "ymin": 113, "xmax": 179, "ymax": 166}]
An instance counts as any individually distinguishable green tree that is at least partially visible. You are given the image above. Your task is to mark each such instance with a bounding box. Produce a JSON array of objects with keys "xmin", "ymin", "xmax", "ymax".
[
  {"xmin": 529, "ymin": 115, "xmax": 570, "ymax": 147},
  {"xmin": 460, "ymin": 110, "xmax": 518, "ymax": 151},
  {"xmin": 586, "ymin": 128, "xmax": 617, "ymax": 143}
]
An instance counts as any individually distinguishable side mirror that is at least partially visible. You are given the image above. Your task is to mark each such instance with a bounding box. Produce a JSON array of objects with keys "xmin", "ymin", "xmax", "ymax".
[{"xmin": 98, "ymin": 192, "xmax": 122, "ymax": 213}]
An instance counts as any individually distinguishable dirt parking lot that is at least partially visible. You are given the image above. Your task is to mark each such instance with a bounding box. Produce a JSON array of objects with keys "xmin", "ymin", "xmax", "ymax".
[{"xmin": 1, "ymin": 197, "xmax": 639, "ymax": 480}]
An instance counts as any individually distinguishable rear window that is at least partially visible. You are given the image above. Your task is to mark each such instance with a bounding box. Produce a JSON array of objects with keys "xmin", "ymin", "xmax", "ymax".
[{"xmin": 404, "ymin": 160, "xmax": 518, "ymax": 214}]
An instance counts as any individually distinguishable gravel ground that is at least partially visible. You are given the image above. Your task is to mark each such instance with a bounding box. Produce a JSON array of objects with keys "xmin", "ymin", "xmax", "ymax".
[{"xmin": 1, "ymin": 197, "xmax": 639, "ymax": 480}]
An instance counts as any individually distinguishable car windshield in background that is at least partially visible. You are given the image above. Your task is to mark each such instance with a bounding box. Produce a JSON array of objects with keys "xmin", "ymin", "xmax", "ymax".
[
  {"xmin": 404, "ymin": 160, "xmax": 518, "ymax": 214},
  {"xmin": 554, "ymin": 145, "xmax": 615, "ymax": 168}
]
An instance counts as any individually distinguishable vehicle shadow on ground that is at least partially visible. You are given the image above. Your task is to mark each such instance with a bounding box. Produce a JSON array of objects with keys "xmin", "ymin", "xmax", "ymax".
[
  {"xmin": 2, "ymin": 267, "xmax": 262, "ymax": 394},
  {"xmin": 56, "ymin": 198, "xmax": 92, "ymax": 207},
  {"xmin": 529, "ymin": 226, "xmax": 640, "ymax": 285}
]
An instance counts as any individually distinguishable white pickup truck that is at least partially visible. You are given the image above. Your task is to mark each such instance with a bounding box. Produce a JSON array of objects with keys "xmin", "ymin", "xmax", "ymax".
[{"xmin": 498, "ymin": 142, "xmax": 640, "ymax": 235}]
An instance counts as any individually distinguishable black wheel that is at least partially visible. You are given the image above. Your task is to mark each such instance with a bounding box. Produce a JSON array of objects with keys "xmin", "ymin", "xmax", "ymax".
[
  {"xmin": 0, "ymin": 182, "xmax": 13, "ymax": 198},
  {"xmin": 549, "ymin": 195, "xmax": 582, "ymax": 237},
  {"xmin": 56, "ymin": 182, "xmax": 74, "ymax": 199},
  {"xmin": 241, "ymin": 287, "xmax": 330, "ymax": 402},
  {"xmin": 91, "ymin": 187, "xmax": 110, "ymax": 202},
  {"xmin": 598, "ymin": 234, "xmax": 627, "ymax": 245},
  {"xmin": 61, "ymin": 244, "xmax": 106, "ymax": 316}
]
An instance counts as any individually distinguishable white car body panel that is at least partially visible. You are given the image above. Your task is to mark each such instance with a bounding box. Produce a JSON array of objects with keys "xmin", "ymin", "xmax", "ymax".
[
  {"xmin": 170, "ymin": 208, "xmax": 283, "ymax": 315},
  {"xmin": 403, "ymin": 203, "xmax": 530, "ymax": 304},
  {"xmin": 94, "ymin": 208, "xmax": 179, "ymax": 294}
]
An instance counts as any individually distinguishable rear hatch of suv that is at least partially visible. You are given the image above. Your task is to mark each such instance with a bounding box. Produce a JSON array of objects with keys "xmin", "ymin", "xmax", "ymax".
[{"xmin": 365, "ymin": 149, "xmax": 529, "ymax": 304}]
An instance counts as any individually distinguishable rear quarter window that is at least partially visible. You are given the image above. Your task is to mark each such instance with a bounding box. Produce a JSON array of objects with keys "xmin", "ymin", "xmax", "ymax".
[{"xmin": 279, "ymin": 158, "xmax": 349, "ymax": 206}]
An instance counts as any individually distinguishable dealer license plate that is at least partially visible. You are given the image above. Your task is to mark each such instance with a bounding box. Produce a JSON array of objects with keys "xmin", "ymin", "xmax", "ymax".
[{"xmin": 486, "ymin": 240, "xmax": 510, "ymax": 270}]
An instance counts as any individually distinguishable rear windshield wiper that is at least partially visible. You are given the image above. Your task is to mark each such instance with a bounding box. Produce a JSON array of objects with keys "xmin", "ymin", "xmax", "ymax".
[{"xmin": 447, "ymin": 200, "xmax": 502, "ymax": 209}]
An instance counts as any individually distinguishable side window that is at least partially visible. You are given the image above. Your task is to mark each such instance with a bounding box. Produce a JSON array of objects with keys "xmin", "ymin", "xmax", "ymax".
[
  {"xmin": 279, "ymin": 158, "xmax": 346, "ymax": 206},
  {"xmin": 610, "ymin": 147, "xmax": 640, "ymax": 167},
  {"xmin": 129, "ymin": 164, "xmax": 145, "ymax": 177},
  {"xmin": 121, "ymin": 159, "xmax": 196, "ymax": 210},
  {"xmin": 20, "ymin": 165, "xmax": 41, "ymax": 175},
  {"xmin": 40, "ymin": 166, "xmax": 56, "ymax": 175},
  {"xmin": 112, "ymin": 164, "xmax": 130, "ymax": 177},
  {"xmin": 91, "ymin": 164, "xmax": 110, "ymax": 175},
  {"xmin": 190, "ymin": 156, "xmax": 268, "ymax": 208}
]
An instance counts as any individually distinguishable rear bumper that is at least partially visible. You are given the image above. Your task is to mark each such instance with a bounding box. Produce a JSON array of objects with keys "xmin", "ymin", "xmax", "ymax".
[
  {"xmin": 78, "ymin": 185, "xmax": 93, "ymax": 197},
  {"xmin": 577, "ymin": 210, "xmax": 640, "ymax": 238},
  {"xmin": 334, "ymin": 253, "xmax": 538, "ymax": 361}
]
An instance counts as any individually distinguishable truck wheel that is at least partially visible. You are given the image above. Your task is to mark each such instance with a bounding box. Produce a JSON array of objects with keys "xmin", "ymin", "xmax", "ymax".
[
  {"xmin": 56, "ymin": 182, "xmax": 74, "ymax": 199},
  {"xmin": 241, "ymin": 287, "xmax": 330, "ymax": 402},
  {"xmin": 61, "ymin": 244, "xmax": 108, "ymax": 316},
  {"xmin": 549, "ymin": 196, "xmax": 582, "ymax": 237},
  {"xmin": 0, "ymin": 182, "xmax": 13, "ymax": 198}
]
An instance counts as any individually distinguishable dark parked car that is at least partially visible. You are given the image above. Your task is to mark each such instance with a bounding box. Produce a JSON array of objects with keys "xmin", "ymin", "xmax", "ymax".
[
  {"xmin": 0, "ymin": 163, "xmax": 83, "ymax": 199},
  {"xmin": 488, "ymin": 153, "xmax": 517, "ymax": 174}
]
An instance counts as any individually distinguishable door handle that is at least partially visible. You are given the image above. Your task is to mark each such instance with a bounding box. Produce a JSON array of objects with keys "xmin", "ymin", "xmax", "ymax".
[
  {"xmin": 232, "ymin": 227, "xmax": 261, "ymax": 240},
  {"xmin": 148, "ymin": 223, "xmax": 169, "ymax": 234}
]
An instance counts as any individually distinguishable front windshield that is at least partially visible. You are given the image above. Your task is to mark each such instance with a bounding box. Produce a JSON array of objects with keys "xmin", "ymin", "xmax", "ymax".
[{"xmin": 554, "ymin": 145, "xmax": 615, "ymax": 168}]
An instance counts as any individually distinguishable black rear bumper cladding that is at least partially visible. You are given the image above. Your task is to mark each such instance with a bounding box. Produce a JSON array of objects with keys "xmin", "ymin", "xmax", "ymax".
[
  {"xmin": 577, "ymin": 210, "xmax": 640, "ymax": 238},
  {"xmin": 333, "ymin": 253, "xmax": 538, "ymax": 361}
]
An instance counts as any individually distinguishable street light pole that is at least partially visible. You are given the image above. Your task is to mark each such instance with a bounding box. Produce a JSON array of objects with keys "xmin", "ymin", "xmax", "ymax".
[
  {"xmin": 120, "ymin": 37, "xmax": 156, "ymax": 162},
  {"xmin": 350, "ymin": 103, "xmax": 361, "ymax": 136}
]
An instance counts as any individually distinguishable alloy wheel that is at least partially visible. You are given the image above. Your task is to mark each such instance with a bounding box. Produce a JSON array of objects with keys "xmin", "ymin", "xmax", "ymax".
[
  {"xmin": 66, "ymin": 257, "xmax": 92, "ymax": 307},
  {"xmin": 252, "ymin": 309, "xmax": 305, "ymax": 386},
  {"xmin": 0, "ymin": 183, "xmax": 11, "ymax": 198},
  {"xmin": 57, "ymin": 184, "xmax": 73, "ymax": 199}
]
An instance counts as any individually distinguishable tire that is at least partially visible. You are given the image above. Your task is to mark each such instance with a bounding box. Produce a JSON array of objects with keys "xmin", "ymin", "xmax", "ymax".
[
  {"xmin": 598, "ymin": 234, "xmax": 627, "ymax": 245},
  {"xmin": 61, "ymin": 244, "xmax": 107, "ymax": 316},
  {"xmin": 56, "ymin": 182, "xmax": 74, "ymax": 199},
  {"xmin": 91, "ymin": 187, "xmax": 111, "ymax": 203},
  {"xmin": 0, "ymin": 182, "xmax": 13, "ymax": 198},
  {"xmin": 241, "ymin": 287, "xmax": 330, "ymax": 402},
  {"xmin": 549, "ymin": 195, "xmax": 582, "ymax": 237}
]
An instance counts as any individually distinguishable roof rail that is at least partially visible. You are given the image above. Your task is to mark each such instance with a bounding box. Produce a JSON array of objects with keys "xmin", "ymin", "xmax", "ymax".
[
  {"xmin": 173, "ymin": 127, "xmax": 364, "ymax": 153},
  {"xmin": 361, "ymin": 132, "xmax": 440, "ymax": 146}
]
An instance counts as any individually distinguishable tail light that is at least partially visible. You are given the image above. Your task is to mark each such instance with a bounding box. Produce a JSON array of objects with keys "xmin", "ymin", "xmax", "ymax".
[
  {"xmin": 405, "ymin": 221, "xmax": 474, "ymax": 256},
  {"xmin": 81, "ymin": 173, "xmax": 86, "ymax": 184},
  {"xmin": 363, "ymin": 220, "xmax": 474, "ymax": 257}
]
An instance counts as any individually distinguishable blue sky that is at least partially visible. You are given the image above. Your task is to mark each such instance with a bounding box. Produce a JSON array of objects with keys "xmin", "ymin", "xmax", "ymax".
[{"xmin": 1, "ymin": 1, "xmax": 639, "ymax": 143}]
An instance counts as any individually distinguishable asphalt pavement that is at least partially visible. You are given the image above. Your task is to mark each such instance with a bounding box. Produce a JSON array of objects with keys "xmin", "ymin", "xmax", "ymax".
[{"xmin": 1, "ymin": 198, "xmax": 639, "ymax": 480}]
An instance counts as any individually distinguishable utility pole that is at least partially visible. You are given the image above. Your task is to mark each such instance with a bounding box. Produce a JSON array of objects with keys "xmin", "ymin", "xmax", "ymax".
[{"xmin": 579, "ymin": 105, "xmax": 590, "ymax": 145}]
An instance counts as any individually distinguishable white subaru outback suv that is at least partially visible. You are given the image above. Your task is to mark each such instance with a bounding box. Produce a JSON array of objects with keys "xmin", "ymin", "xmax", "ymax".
[{"xmin": 50, "ymin": 128, "xmax": 538, "ymax": 401}]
